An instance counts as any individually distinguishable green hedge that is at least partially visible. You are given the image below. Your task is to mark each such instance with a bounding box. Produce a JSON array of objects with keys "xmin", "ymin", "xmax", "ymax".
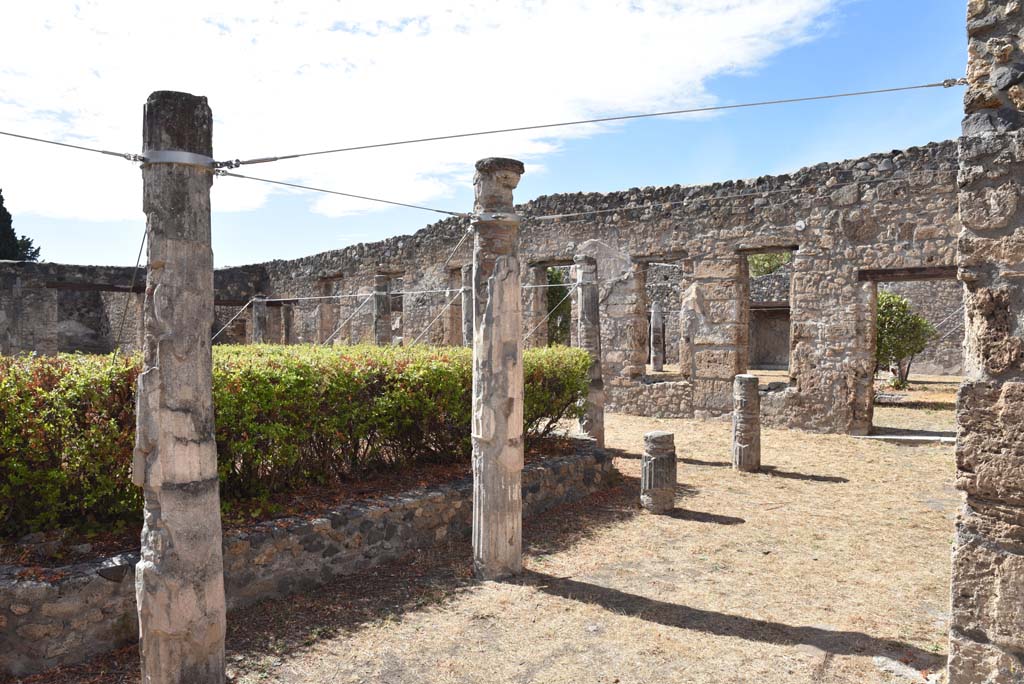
[{"xmin": 0, "ymin": 344, "xmax": 590, "ymax": 538}]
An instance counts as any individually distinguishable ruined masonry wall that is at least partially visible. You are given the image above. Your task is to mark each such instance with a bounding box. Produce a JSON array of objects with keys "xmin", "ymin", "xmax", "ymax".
[
  {"xmin": 0, "ymin": 442, "xmax": 612, "ymax": 677},
  {"xmin": 0, "ymin": 140, "xmax": 961, "ymax": 433}
]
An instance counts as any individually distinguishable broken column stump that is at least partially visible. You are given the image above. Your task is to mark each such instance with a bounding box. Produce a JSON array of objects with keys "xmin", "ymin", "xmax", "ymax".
[
  {"xmin": 731, "ymin": 374, "xmax": 761, "ymax": 472},
  {"xmin": 372, "ymin": 273, "xmax": 391, "ymax": 346},
  {"xmin": 641, "ymin": 431, "xmax": 676, "ymax": 513},
  {"xmin": 650, "ymin": 300, "xmax": 665, "ymax": 371},
  {"xmin": 134, "ymin": 91, "xmax": 226, "ymax": 684},
  {"xmin": 471, "ymin": 157, "xmax": 526, "ymax": 580},
  {"xmin": 575, "ymin": 254, "xmax": 605, "ymax": 448}
]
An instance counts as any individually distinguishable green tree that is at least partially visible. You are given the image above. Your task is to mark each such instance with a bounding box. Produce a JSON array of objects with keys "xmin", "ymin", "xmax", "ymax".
[
  {"xmin": 876, "ymin": 291, "xmax": 936, "ymax": 388},
  {"xmin": 546, "ymin": 267, "xmax": 572, "ymax": 345},
  {"xmin": 747, "ymin": 251, "xmax": 791, "ymax": 277},
  {"xmin": 0, "ymin": 189, "xmax": 40, "ymax": 262}
]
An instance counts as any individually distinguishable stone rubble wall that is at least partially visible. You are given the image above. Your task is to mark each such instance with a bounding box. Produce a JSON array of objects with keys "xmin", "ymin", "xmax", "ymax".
[
  {"xmin": 880, "ymin": 280, "xmax": 964, "ymax": 375},
  {"xmin": 0, "ymin": 441, "xmax": 613, "ymax": 678},
  {"xmin": 0, "ymin": 261, "xmax": 264, "ymax": 355},
  {"xmin": 0, "ymin": 141, "xmax": 960, "ymax": 433},
  {"xmin": 947, "ymin": 2, "xmax": 1024, "ymax": 679},
  {"xmin": 606, "ymin": 379, "xmax": 692, "ymax": 418},
  {"xmin": 746, "ymin": 266, "xmax": 965, "ymax": 375}
]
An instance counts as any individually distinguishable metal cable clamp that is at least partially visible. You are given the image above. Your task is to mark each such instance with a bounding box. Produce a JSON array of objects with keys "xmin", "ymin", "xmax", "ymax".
[{"xmin": 142, "ymin": 150, "xmax": 216, "ymax": 170}]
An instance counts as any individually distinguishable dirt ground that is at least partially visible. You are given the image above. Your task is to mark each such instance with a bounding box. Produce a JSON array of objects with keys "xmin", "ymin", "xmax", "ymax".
[{"xmin": 19, "ymin": 400, "xmax": 960, "ymax": 684}]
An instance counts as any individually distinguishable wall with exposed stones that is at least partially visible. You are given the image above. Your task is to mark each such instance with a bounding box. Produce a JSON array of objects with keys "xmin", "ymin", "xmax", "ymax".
[
  {"xmin": 0, "ymin": 441, "xmax": 612, "ymax": 677},
  {"xmin": 880, "ymin": 280, "xmax": 964, "ymax": 375},
  {"xmin": 0, "ymin": 260, "xmax": 265, "ymax": 355},
  {"xmin": 947, "ymin": 2, "xmax": 1024, "ymax": 681},
  {"xmin": 0, "ymin": 139, "xmax": 960, "ymax": 434},
  {"xmin": 745, "ymin": 265, "xmax": 964, "ymax": 375}
]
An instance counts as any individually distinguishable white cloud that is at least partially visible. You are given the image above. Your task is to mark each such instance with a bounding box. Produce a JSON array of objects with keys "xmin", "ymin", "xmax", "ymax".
[{"xmin": 0, "ymin": 0, "xmax": 836, "ymax": 222}]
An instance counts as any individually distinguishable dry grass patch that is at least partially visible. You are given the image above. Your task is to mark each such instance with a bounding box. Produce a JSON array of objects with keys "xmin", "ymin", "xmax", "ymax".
[{"xmin": 15, "ymin": 412, "xmax": 957, "ymax": 684}]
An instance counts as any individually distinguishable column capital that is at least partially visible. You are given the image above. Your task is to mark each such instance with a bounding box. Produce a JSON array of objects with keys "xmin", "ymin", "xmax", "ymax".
[{"xmin": 473, "ymin": 157, "xmax": 525, "ymax": 214}]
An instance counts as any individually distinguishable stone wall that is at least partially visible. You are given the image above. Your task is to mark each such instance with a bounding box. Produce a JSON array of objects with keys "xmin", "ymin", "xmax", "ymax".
[
  {"xmin": 948, "ymin": 2, "xmax": 1024, "ymax": 681},
  {"xmin": 606, "ymin": 379, "xmax": 692, "ymax": 418},
  {"xmin": 0, "ymin": 140, "xmax": 961, "ymax": 433},
  {"xmin": 881, "ymin": 280, "xmax": 964, "ymax": 375},
  {"xmin": 746, "ymin": 266, "xmax": 965, "ymax": 375},
  {"xmin": 0, "ymin": 441, "xmax": 612, "ymax": 677},
  {"xmin": 0, "ymin": 260, "xmax": 264, "ymax": 355}
]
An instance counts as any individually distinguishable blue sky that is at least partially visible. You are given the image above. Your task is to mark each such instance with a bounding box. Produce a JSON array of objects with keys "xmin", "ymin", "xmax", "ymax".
[{"xmin": 2, "ymin": 1, "xmax": 966, "ymax": 267}]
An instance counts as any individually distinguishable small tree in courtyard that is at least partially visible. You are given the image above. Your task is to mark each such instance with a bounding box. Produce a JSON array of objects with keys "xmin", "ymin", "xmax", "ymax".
[
  {"xmin": 0, "ymin": 189, "xmax": 40, "ymax": 262},
  {"xmin": 876, "ymin": 291, "xmax": 936, "ymax": 388}
]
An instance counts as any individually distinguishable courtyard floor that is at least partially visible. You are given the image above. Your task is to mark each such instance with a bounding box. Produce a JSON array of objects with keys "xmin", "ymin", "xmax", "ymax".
[{"xmin": 22, "ymin": 395, "xmax": 958, "ymax": 684}]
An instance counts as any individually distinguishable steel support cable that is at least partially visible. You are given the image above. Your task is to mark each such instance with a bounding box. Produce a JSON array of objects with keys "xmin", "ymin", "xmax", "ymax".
[
  {"xmin": 215, "ymin": 170, "xmax": 468, "ymax": 217},
  {"xmin": 0, "ymin": 129, "xmax": 144, "ymax": 162},
  {"xmin": 410, "ymin": 288, "xmax": 464, "ymax": 345},
  {"xmin": 265, "ymin": 293, "xmax": 367, "ymax": 303},
  {"xmin": 212, "ymin": 299, "xmax": 254, "ymax": 342},
  {"xmin": 442, "ymin": 227, "xmax": 473, "ymax": 268},
  {"xmin": 523, "ymin": 283, "xmax": 577, "ymax": 342},
  {"xmin": 213, "ymin": 79, "xmax": 967, "ymax": 169},
  {"xmin": 113, "ymin": 226, "xmax": 148, "ymax": 353},
  {"xmin": 322, "ymin": 294, "xmax": 374, "ymax": 345}
]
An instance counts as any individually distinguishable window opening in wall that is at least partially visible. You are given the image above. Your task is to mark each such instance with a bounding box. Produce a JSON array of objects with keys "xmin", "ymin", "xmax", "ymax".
[
  {"xmin": 868, "ymin": 276, "xmax": 962, "ymax": 442},
  {"xmin": 746, "ymin": 250, "xmax": 792, "ymax": 389},
  {"xmin": 545, "ymin": 266, "xmax": 572, "ymax": 346},
  {"xmin": 643, "ymin": 260, "xmax": 684, "ymax": 380}
]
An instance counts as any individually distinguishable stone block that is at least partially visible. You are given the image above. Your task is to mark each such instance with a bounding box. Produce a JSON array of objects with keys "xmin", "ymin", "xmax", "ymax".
[
  {"xmin": 692, "ymin": 378, "xmax": 733, "ymax": 412},
  {"xmin": 956, "ymin": 381, "xmax": 1024, "ymax": 504},
  {"xmin": 694, "ymin": 349, "xmax": 739, "ymax": 380},
  {"xmin": 960, "ymin": 183, "xmax": 1020, "ymax": 231},
  {"xmin": 693, "ymin": 259, "xmax": 738, "ymax": 279}
]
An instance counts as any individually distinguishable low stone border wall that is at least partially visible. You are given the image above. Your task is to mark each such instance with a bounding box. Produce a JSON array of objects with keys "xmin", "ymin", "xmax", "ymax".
[
  {"xmin": 0, "ymin": 440, "xmax": 613, "ymax": 677},
  {"xmin": 607, "ymin": 379, "xmax": 693, "ymax": 418}
]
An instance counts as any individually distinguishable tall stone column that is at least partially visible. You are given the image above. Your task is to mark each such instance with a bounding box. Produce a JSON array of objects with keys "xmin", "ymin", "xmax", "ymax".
[
  {"xmin": 575, "ymin": 255, "xmax": 605, "ymax": 448},
  {"xmin": 650, "ymin": 300, "xmax": 665, "ymax": 372},
  {"xmin": 522, "ymin": 265, "xmax": 549, "ymax": 348},
  {"xmin": 372, "ymin": 273, "xmax": 391, "ymax": 346},
  {"xmin": 731, "ymin": 374, "xmax": 760, "ymax": 473},
  {"xmin": 461, "ymin": 263, "xmax": 473, "ymax": 347},
  {"xmin": 251, "ymin": 295, "xmax": 267, "ymax": 344},
  {"xmin": 948, "ymin": 6, "xmax": 1024, "ymax": 682},
  {"xmin": 133, "ymin": 91, "xmax": 226, "ymax": 684},
  {"xmin": 471, "ymin": 157, "xmax": 525, "ymax": 580}
]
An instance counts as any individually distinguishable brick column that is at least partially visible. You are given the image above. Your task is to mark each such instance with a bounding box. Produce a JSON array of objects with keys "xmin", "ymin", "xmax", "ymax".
[
  {"xmin": 948, "ymin": 5, "xmax": 1024, "ymax": 682},
  {"xmin": 471, "ymin": 157, "xmax": 525, "ymax": 580},
  {"xmin": 522, "ymin": 265, "xmax": 549, "ymax": 348},
  {"xmin": 682, "ymin": 255, "xmax": 746, "ymax": 418},
  {"xmin": 133, "ymin": 91, "xmax": 226, "ymax": 684},
  {"xmin": 461, "ymin": 263, "xmax": 473, "ymax": 347},
  {"xmin": 650, "ymin": 300, "xmax": 665, "ymax": 371},
  {"xmin": 251, "ymin": 295, "xmax": 267, "ymax": 344},
  {"xmin": 575, "ymin": 255, "xmax": 605, "ymax": 448},
  {"xmin": 372, "ymin": 273, "xmax": 391, "ymax": 345}
]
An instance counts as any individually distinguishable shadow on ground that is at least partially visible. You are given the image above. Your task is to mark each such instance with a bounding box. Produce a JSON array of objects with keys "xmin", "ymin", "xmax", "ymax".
[
  {"xmin": 870, "ymin": 425, "xmax": 956, "ymax": 439},
  {"xmin": 681, "ymin": 458, "xmax": 848, "ymax": 483},
  {"xmin": 515, "ymin": 570, "xmax": 945, "ymax": 670},
  {"xmin": 9, "ymin": 478, "xmax": 649, "ymax": 684}
]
